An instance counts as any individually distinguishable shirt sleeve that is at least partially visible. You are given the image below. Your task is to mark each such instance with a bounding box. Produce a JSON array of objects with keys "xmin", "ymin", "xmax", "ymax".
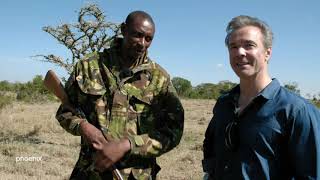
[
  {"xmin": 288, "ymin": 103, "xmax": 320, "ymax": 179},
  {"xmin": 126, "ymin": 79, "xmax": 184, "ymax": 157},
  {"xmin": 55, "ymin": 72, "xmax": 85, "ymax": 136},
  {"xmin": 202, "ymin": 100, "xmax": 219, "ymax": 175}
]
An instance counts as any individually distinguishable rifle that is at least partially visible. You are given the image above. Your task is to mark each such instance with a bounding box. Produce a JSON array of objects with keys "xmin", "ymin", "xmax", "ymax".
[{"xmin": 44, "ymin": 70, "xmax": 124, "ymax": 180}]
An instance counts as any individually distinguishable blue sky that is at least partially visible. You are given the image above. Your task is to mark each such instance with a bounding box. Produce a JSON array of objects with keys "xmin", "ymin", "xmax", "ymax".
[{"xmin": 0, "ymin": 0, "xmax": 319, "ymax": 96}]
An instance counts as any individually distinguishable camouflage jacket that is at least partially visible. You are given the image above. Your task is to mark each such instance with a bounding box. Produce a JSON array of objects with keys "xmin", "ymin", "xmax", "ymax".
[{"xmin": 56, "ymin": 40, "xmax": 184, "ymax": 180}]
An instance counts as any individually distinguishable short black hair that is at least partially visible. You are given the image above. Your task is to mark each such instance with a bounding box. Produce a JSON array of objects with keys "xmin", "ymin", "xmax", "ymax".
[{"xmin": 125, "ymin": 10, "xmax": 155, "ymax": 28}]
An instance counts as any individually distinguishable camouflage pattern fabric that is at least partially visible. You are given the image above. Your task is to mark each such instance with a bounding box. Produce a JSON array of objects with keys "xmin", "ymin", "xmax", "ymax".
[{"xmin": 56, "ymin": 39, "xmax": 184, "ymax": 180}]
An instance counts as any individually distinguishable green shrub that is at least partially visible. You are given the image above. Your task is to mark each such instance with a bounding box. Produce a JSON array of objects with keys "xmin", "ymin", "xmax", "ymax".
[
  {"xmin": 0, "ymin": 93, "xmax": 14, "ymax": 110},
  {"xmin": 0, "ymin": 80, "xmax": 15, "ymax": 91},
  {"xmin": 15, "ymin": 75, "xmax": 57, "ymax": 103},
  {"xmin": 311, "ymin": 100, "xmax": 320, "ymax": 109}
]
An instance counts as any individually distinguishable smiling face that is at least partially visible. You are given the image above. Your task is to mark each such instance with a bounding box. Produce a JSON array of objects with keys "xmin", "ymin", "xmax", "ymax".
[
  {"xmin": 121, "ymin": 15, "xmax": 155, "ymax": 62},
  {"xmin": 228, "ymin": 26, "xmax": 272, "ymax": 80}
]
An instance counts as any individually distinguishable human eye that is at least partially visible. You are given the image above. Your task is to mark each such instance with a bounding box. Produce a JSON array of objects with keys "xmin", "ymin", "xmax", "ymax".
[
  {"xmin": 129, "ymin": 30, "xmax": 142, "ymax": 38},
  {"xmin": 145, "ymin": 36, "xmax": 153, "ymax": 42},
  {"xmin": 137, "ymin": 32, "xmax": 148, "ymax": 38},
  {"xmin": 229, "ymin": 43, "xmax": 237, "ymax": 49},
  {"xmin": 243, "ymin": 42, "xmax": 255, "ymax": 50}
]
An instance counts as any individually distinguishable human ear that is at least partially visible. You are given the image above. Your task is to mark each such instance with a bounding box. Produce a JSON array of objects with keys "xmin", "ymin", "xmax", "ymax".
[
  {"xmin": 120, "ymin": 23, "xmax": 127, "ymax": 35},
  {"xmin": 265, "ymin": 47, "xmax": 272, "ymax": 62}
]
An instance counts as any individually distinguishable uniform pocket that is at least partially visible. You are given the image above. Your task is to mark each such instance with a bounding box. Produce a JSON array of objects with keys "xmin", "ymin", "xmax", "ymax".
[
  {"xmin": 129, "ymin": 95, "xmax": 155, "ymax": 134},
  {"xmin": 107, "ymin": 90, "xmax": 129, "ymax": 139}
]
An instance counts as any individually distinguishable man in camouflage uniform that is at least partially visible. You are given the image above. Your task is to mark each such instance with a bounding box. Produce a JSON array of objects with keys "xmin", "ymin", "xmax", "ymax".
[{"xmin": 56, "ymin": 11, "xmax": 184, "ymax": 180}]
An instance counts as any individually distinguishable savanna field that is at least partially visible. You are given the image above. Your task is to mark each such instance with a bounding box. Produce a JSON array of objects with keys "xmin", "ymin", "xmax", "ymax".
[{"xmin": 0, "ymin": 99, "xmax": 215, "ymax": 180}]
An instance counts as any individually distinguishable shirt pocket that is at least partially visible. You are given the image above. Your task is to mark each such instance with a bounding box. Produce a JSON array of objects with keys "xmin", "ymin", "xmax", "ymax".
[
  {"xmin": 129, "ymin": 95, "xmax": 155, "ymax": 134},
  {"xmin": 241, "ymin": 115, "xmax": 284, "ymax": 159}
]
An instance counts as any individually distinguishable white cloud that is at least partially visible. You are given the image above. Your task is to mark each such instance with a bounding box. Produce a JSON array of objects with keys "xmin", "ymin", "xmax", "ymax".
[{"xmin": 216, "ymin": 63, "xmax": 223, "ymax": 68}]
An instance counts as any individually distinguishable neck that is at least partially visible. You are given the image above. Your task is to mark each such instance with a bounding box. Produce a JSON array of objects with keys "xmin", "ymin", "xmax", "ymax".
[
  {"xmin": 120, "ymin": 56, "xmax": 136, "ymax": 69},
  {"xmin": 238, "ymin": 74, "xmax": 271, "ymax": 108},
  {"xmin": 120, "ymin": 45, "xmax": 137, "ymax": 69}
]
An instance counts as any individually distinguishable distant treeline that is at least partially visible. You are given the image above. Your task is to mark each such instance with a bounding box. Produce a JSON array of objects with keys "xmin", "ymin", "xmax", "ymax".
[
  {"xmin": 172, "ymin": 77, "xmax": 320, "ymax": 108},
  {"xmin": 0, "ymin": 75, "xmax": 56, "ymax": 109},
  {"xmin": 0, "ymin": 75, "xmax": 319, "ymax": 109},
  {"xmin": 172, "ymin": 77, "xmax": 237, "ymax": 99}
]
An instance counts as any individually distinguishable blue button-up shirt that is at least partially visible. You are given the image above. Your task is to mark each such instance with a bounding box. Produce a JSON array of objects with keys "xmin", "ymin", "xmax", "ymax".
[{"xmin": 203, "ymin": 79, "xmax": 320, "ymax": 179}]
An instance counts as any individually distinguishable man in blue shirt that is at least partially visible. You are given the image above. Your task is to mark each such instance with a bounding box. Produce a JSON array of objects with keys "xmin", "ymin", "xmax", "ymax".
[{"xmin": 202, "ymin": 15, "xmax": 320, "ymax": 179}]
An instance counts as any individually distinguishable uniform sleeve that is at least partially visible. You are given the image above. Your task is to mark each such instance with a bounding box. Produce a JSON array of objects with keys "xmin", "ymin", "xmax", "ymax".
[
  {"xmin": 127, "ymin": 79, "xmax": 184, "ymax": 157},
  {"xmin": 287, "ymin": 103, "xmax": 320, "ymax": 179},
  {"xmin": 55, "ymin": 71, "xmax": 85, "ymax": 136}
]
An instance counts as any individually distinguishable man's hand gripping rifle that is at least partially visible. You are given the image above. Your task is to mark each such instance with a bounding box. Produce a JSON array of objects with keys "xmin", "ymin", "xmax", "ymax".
[{"xmin": 44, "ymin": 70, "xmax": 124, "ymax": 180}]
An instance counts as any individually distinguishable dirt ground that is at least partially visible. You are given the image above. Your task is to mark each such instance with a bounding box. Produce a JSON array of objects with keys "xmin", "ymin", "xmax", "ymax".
[{"xmin": 0, "ymin": 99, "xmax": 215, "ymax": 180}]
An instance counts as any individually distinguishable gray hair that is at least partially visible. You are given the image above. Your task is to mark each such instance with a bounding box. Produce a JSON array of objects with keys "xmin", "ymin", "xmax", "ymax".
[{"xmin": 225, "ymin": 15, "xmax": 273, "ymax": 49}]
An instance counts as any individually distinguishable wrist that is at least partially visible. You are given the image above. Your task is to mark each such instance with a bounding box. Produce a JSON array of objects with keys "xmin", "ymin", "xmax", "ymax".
[
  {"xmin": 74, "ymin": 119, "xmax": 86, "ymax": 135},
  {"xmin": 78, "ymin": 119, "xmax": 88, "ymax": 135},
  {"xmin": 120, "ymin": 138, "xmax": 131, "ymax": 153},
  {"xmin": 78, "ymin": 121, "xmax": 106, "ymax": 148}
]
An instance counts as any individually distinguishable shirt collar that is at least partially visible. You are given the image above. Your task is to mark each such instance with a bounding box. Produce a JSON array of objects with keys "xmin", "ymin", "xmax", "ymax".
[
  {"xmin": 258, "ymin": 78, "xmax": 281, "ymax": 100},
  {"xmin": 225, "ymin": 78, "xmax": 281, "ymax": 104}
]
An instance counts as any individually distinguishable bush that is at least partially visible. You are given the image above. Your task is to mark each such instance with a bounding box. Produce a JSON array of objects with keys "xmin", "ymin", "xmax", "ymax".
[
  {"xmin": 0, "ymin": 80, "xmax": 15, "ymax": 91},
  {"xmin": 0, "ymin": 93, "xmax": 14, "ymax": 110},
  {"xmin": 15, "ymin": 75, "xmax": 56, "ymax": 103},
  {"xmin": 314, "ymin": 101, "xmax": 320, "ymax": 108},
  {"xmin": 284, "ymin": 82, "xmax": 300, "ymax": 95},
  {"xmin": 172, "ymin": 77, "xmax": 192, "ymax": 98},
  {"xmin": 172, "ymin": 77, "xmax": 237, "ymax": 99},
  {"xmin": 0, "ymin": 75, "xmax": 57, "ymax": 103},
  {"xmin": 311, "ymin": 99, "xmax": 320, "ymax": 109}
]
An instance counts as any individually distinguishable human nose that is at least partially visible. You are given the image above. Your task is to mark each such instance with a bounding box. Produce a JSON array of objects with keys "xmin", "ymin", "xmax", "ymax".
[
  {"xmin": 236, "ymin": 47, "xmax": 246, "ymax": 57},
  {"xmin": 137, "ymin": 37, "xmax": 146, "ymax": 48}
]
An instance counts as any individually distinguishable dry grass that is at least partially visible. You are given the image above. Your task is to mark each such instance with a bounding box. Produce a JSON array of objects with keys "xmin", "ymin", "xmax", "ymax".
[
  {"xmin": 157, "ymin": 99, "xmax": 215, "ymax": 180},
  {"xmin": 0, "ymin": 99, "xmax": 215, "ymax": 180}
]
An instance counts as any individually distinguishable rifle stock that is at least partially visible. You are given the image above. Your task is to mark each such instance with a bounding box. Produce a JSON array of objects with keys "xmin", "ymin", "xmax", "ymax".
[
  {"xmin": 44, "ymin": 70, "xmax": 69, "ymax": 105},
  {"xmin": 44, "ymin": 70, "xmax": 124, "ymax": 180}
]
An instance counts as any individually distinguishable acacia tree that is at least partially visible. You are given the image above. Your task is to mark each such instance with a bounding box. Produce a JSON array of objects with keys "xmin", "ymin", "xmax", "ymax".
[{"xmin": 33, "ymin": 4, "xmax": 121, "ymax": 73}]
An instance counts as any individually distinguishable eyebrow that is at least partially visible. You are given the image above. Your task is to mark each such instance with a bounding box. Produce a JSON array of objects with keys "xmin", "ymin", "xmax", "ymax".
[
  {"xmin": 244, "ymin": 40, "xmax": 256, "ymax": 44},
  {"xmin": 229, "ymin": 40, "xmax": 257, "ymax": 46}
]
